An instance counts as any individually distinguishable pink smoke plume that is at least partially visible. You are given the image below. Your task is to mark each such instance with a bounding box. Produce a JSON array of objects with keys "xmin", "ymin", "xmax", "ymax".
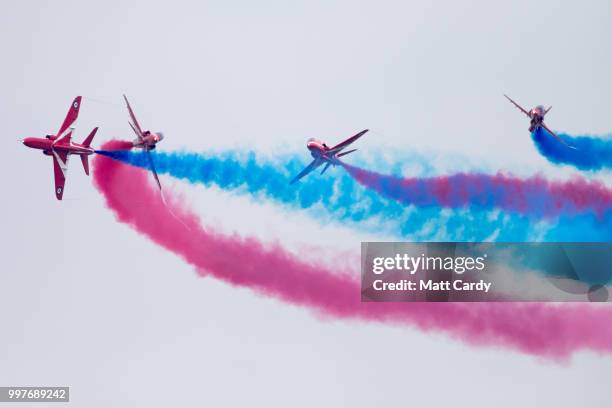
[
  {"xmin": 342, "ymin": 163, "xmax": 612, "ymax": 218},
  {"xmin": 93, "ymin": 141, "xmax": 612, "ymax": 360}
]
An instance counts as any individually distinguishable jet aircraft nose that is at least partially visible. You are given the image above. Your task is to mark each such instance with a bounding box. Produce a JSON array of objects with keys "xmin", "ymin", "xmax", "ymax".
[
  {"xmin": 23, "ymin": 137, "xmax": 35, "ymax": 147},
  {"xmin": 157, "ymin": 132, "xmax": 164, "ymax": 141},
  {"xmin": 306, "ymin": 138, "xmax": 320, "ymax": 149}
]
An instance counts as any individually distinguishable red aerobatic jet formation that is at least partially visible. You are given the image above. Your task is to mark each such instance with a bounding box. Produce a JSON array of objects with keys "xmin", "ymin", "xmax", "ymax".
[
  {"xmin": 22, "ymin": 94, "xmax": 575, "ymax": 199},
  {"xmin": 22, "ymin": 95, "xmax": 167, "ymax": 199}
]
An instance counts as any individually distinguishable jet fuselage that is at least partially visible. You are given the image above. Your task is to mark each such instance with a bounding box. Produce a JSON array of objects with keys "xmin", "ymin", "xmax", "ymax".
[
  {"xmin": 133, "ymin": 131, "xmax": 164, "ymax": 150},
  {"xmin": 307, "ymin": 139, "xmax": 338, "ymax": 163},
  {"xmin": 528, "ymin": 105, "xmax": 546, "ymax": 132},
  {"xmin": 23, "ymin": 137, "xmax": 95, "ymax": 155}
]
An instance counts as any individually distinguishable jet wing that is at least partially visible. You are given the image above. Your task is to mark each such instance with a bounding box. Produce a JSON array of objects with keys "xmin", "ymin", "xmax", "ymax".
[
  {"xmin": 337, "ymin": 148, "xmax": 357, "ymax": 158},
  {"xmin": 53, "ymin": 128, "xmax": 73, "ymax": 146},
  {"xmin": 57, "ymin": 96, "xmax": 82, "ymax": 138},
  {"xmin": 540, "ymin": 123, "xmax": 577, "ymax": 149},
  {"xmin": 52, "ymin": 151, "xmax": 69, "ymax": 200},
  {"xmin": 290, "ymin": 159, "xmax": 323, "ymax": 184},
  {"xmin": 128, "ymin": 121, "xmax": 143, "ymax": 141},
  {"xmin": 504, "ymin": 94, "xmax": 530, "ymax": 118},
  {"xmin": 123, "ymin": 94, "xmax": 144, "ymax": 141},
  {"xmin": 145, "ymin": 149, "xmax": 163, "ymax": 191},
  {"xmin": 328, "ymin": 129, "xmax": 369, "ymax": 154}
]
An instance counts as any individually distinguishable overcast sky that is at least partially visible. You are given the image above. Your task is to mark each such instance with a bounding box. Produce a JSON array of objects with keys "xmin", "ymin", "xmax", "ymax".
[{"xmin": 1, "ymin": 1, "xmax": 612, "ymax": 406}]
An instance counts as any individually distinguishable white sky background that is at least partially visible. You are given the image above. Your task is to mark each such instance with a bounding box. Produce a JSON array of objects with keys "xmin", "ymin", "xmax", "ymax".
[{"xmin": 1, "ymin": 0, "xmax": 612, "ymax": 406}]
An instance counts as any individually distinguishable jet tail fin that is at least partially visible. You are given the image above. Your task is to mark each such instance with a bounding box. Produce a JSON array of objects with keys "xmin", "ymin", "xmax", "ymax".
[
  {"xmin": 82, "ymin": 127, "xmax": 98, "ymax": 147},
  {"xmin": 337, "ymin": 148, "xmax": 357, "ymax": 158},
  {"xmin": 80, "ymin": 155, "xmax": 90, "ymax": 175}
]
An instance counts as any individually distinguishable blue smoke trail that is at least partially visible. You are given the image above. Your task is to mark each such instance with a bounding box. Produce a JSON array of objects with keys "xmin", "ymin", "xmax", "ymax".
[
  {"xmin": 531, "ymin": 128, "xmax": 612, "ymax": 171},
  {"xmin": 96, "ymin": 149, "xmax": 612, "ymax": 243},
  {"xmin": 97, "ymin": 149, "xmax": 533, "ymax": 240}
]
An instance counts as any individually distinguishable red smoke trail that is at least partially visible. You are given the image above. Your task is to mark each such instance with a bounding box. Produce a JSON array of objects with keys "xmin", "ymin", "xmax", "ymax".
[
  {"xmin": 342, "ymin": 163, "xmax": 612, "ymax": 218},
  {"xmin": 93, "ymin": 141, "xmax": 612, "ymax": 360}
]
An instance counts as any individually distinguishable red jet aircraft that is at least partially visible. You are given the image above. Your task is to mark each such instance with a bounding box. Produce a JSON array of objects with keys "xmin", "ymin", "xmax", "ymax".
[
  {"xmin": 23, "ymin": 96, "xmax": 98, "ymax": 200},
  {"xmin": 123, "ymin": 94, "xmax": 164, "ymax": 190},
  {"xmin": 290, "ymin": 129, "xmax": 368, "ymax": 184},
  {"xmin": 504, "ymin": 94, "xmax": 575, "ymax": 149}
]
